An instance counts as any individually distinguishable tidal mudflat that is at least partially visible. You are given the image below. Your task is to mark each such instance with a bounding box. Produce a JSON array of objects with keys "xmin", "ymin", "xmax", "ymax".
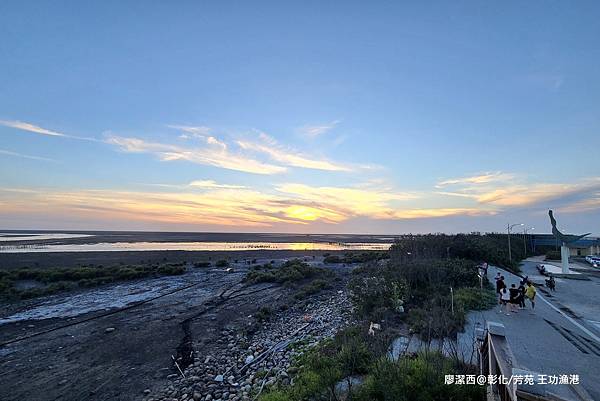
[{"xmin": 0, "ymin": 247, "xmax": 356, "ymax": 401}]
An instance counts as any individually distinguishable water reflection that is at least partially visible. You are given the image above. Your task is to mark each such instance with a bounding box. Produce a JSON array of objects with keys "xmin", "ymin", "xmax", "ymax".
[
  {"xmin": 0, "ymin": 241, "xmax": 392, "ymax": 253},
  {"xmin": 0, "ymin": 233, "xmax": 93, "ymax": 242}
]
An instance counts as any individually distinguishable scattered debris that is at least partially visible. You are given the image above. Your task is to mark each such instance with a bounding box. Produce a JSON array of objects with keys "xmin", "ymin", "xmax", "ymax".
[
  {"xmin": 147, "ymin": 291, "xmax": 353, "ymax": 401},
  {"xmin": 368, "ymin": 322, "xmax": 381, "ymax": 336}
]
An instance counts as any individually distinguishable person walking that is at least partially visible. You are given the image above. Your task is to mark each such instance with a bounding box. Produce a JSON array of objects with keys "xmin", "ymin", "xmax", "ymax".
[
  {"xmin": 482, "ymin": 262, "xmax": 488, "ymax": 276},
  {"xmin": 525, "ymin": 281, "xmax": 536, "ymax": 311},
  {"xmin": 518, "ymin": 282, "xmax": 526, "ymax": 309},
  {"xmin": 509, "ymin": 284, "xmax": 520, "ymax": 313},
  {"xmin": 496, "ymin": 275, "xmax": 506, "ymax": 304},
  {"xmin": 501, "ymin": 288, "xmax": 511, "ymax": 315}
]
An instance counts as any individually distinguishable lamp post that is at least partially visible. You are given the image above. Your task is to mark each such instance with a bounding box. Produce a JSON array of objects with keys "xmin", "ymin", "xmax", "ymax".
[
  {"xmin": 523, "ymin": 227, "xmax": 534, "ymax": 256},
  {"xmin": 507, "ymin": 223, "xmax": 524, "ymax": 263}
]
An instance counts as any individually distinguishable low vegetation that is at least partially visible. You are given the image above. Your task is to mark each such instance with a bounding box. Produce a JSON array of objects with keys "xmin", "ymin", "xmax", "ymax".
[
  {"xmin": 323, "ymin": 252, "xmax": 389, "ymax": 265},
  {"xmin": 350, "ymin": 257, "xmax": 496, "ymax": 339},
  {"xmin": 389, "ymin": 233, "xmax": 529, "ymax": 273},
  {"xmin": 254, "ymin": 306, "xmax": 273, "ymax": 322},
  {"xmin": 244, "ymin": 259, "xmax": 333, "ymax": 286},
  {"xmin": 193, "ymin": 261, "xmax": 211, "ymax": 268},
  {"xmin": 260, "ymin": 326, "xmax": 483, "ymax": 401},
  {"xmin": 0, "ymin": 262, "xmax": 186, "ymax": 300},
  {"xmin": 215, "ymin": 259, "xmax": 229, "ymax": 267},
  {"xmin": 257, "ymin": 234, "xmax": 521, "ymax": 399},
  {"xmin": 294, "ymin": 278, "xmax": 333, "ymax": 300}
]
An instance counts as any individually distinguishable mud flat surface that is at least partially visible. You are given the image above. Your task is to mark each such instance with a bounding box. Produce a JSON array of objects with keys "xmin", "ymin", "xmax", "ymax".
[
  {"xmin": 0, "ymin": 253, "xmax": 350, "ymax": 401},
  {"xmin": 0, "ymin": 250, "xmax": 335, "ymax": 269}
]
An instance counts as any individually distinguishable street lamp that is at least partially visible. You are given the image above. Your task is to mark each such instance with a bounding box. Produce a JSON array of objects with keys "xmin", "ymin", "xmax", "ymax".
[
  {"xmin": 507, "ymin": 223, "xmax": 524, "ymax": 263},
  {"xmin": 523, "ymin": 227, "xmax": 534, "ymax": 255}
]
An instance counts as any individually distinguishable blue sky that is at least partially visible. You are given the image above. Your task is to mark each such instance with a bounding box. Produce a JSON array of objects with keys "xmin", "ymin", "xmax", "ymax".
[{"xmin": 1, "ymin": 1, "xmax": 599, "ymax": 234}]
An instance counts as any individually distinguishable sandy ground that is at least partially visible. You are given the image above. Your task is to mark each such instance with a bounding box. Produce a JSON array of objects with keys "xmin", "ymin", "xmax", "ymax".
[{"xmin": 0, "ymin": 254, "xmax": 347, "ymax": 401}]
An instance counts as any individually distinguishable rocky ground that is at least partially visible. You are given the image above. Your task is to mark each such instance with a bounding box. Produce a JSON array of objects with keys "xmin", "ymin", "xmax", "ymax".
[
  {"xmin": 0, "ymin": 255, "xmax": 354, "ymax": 401},
  {"xmin": 145, "ymin": 290, "xmax": 353, "ymax": 401}
]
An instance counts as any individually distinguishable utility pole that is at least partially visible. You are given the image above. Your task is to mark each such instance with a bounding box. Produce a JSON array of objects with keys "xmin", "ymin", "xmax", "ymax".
[
  {"xmin": 507, "ymin": 223, "xmax": 524, "ymax": 263},
  {"xmin": 507, "ymin": 224, "xmax": 512, "ymax": 263},
  {"xmin": 523, "ymin": 227, "xmax": 534, "ymax": 256}
]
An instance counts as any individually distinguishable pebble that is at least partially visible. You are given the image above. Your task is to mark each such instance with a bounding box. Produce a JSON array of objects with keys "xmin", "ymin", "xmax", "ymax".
[
  {"xmin": 151, "ymin": 290, "xmax": 352, "ymax": 400},
  {"xmin": 105, "ymin": 327, "xmax": 116, "ymax": 333}
]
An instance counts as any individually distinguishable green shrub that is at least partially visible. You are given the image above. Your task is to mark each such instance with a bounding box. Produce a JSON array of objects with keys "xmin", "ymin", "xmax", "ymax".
[
  {"xmin": 389, "ymin": 233, "xmax": 525, "ymax": 273},
  {"xmin": 545, "ymin": 250, "xmax": 561, "ymax": 260},
  {"xmin": 255, "ymin": 306, "xmax": 273, "ymax": 322},
  {"xmin": 194, "ymin": 261, "xmax": 211, "ymax": 268},
  {"xmin": 355, "ymin": 352, "xmax": 484, "ymax": 401},
  {"xmin": 454, "ymin": 286, "xmax": 496, "ymax": 311},
  {"xmin": 244, "ymin": 259, "xmax": 332, "ymax": 285},
  {"xmin": 324, "ymin": 255, "xmax": 343, "ymax": 264},
  {"xmin": 407, "ymin": 299, "xmax": 466, "ymax": 339},
  {"xmin": 348, "ymin": 275, "xmax": 407, "ymax": 318},
  {"xmin": 0, "ymin": 262, "xmax": 188, "ymax": 300},
  {"xmin": 260, "ymin": 327, "xmax": 373, "ymax": 401},
  {"xmin": 216, "ymin": 259, "xmax": 229, "ymax": 267},
  {"xmin": 294, "ymin": 279, "xmax": 332, "ymax": 299}
]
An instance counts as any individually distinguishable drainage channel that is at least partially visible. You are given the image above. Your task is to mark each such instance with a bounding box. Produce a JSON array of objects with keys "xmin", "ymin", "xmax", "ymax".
[{"xmin": 172, "ymin": 283, "xmax": 279, "ymax": 372}]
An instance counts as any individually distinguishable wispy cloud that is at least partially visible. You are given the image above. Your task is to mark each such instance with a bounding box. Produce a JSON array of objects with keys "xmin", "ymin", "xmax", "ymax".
[
  {"xmin": 237, "ymin": 132, "xmax": 352, "ymax": 172},
  {"xmin": 436, "ymin": 172, "xmax": 514, "ymax": 188},
  {"xmin": 0, "ymin": 119, "xmax": 100, "ymax": 142},
  {"xmin": 559, "ymin": 192, "xmax": 600, "ymax": 213},
  {"xmin": 298, "ymin": 120, "xmax": 340, "ymax": 137},
  {"xmin": 168, "ymin": 125, "xmax": 212, "ymax": 140},
  {"xmin": 188, "ymin": 180, "xmax": 246, "ymax": 189},
  {"xmin": 0, "ymin": 149, "xmax": 57, "ymax": 162},
  {"xmin": 475, "ymin": 181, "xmax": 600, "ymax": 207},
  {"xmin": 140, "ymin": 180, "xmax": 247, "ymax": 190},
  {"xmin": 0, "ymin": 120, "xmax": 66, "ymax": 137},
  {"xmin": 435, "ymin": 172, "xmax": 600, "ymax": 211},
  {"xmin": 106, "ymin": 134, "xmax": 286, "ymax": 175}
]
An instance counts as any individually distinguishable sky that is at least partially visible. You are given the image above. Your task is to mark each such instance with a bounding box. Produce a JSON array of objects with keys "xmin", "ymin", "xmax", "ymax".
[{"xmin": 1, "ymin": 1, "xmax": 599, "ymax": 235}]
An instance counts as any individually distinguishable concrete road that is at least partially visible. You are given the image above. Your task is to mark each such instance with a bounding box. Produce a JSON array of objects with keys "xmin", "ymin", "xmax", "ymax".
[
  {"xmin": 462, "ymin": 261, "xmax": 600, "ymax": 400},
  {"xmin": 520, "ymin": 257, "xmax": 600, "ymax": 335}
]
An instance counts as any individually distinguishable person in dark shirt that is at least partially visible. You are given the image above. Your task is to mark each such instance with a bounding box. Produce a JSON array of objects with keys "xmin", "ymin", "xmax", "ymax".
[
  {"xmin": 517, "ymin": 282, "xmax": 526, "ymax": 309},
  {"xmin": 496, "ymin": 275, "xmax": 506, "ymax": 304},
  {"xmin": 509, "ymin": 284, "xmax": 520, "ymax": 313}
]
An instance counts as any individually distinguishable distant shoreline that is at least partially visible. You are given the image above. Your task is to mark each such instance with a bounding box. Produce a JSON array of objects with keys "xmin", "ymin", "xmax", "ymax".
[{"xmin": 0, "ymin": 249, "xmax": 367, "ymax": 269}]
